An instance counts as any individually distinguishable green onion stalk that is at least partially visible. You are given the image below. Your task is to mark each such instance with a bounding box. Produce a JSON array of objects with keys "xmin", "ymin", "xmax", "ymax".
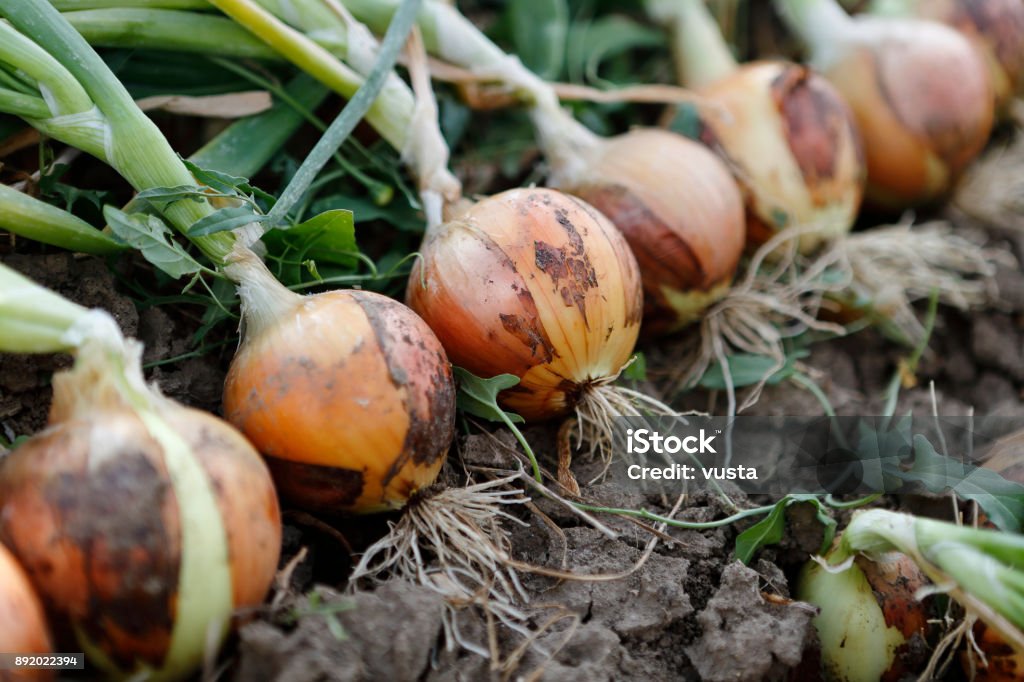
[
  {"xmin": 0, "ymin": 263, "xmax": 281, "ymax": 681},
  {"xmin": 0, "ymin": 0, "xmax": 234, "ymax": 264},
  {"xmin": 813, "ymin": 509, "xmax": 1024, "ymax": 655},
  {"xmin": 0, "ymin": 183, "xmax": 125, "ymax": 254}
]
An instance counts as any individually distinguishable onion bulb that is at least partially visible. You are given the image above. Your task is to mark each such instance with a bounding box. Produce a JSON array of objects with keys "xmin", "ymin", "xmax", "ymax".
[
  {"xmin": 0, "ymin": 543, "xmax": 52, "ymax": 681},
  {"xmin": 798, "ymin": 549, "xmax": 932, "ymax": 681},
  {"xmin": 649, "ymin": 0, "xmax": 865, "ymax": 252},
  {"xmin": 560, "ymin": 129, "xmax": 746, "ymax": 335},
  {"xmin": 855, "ymin": 0, "xmax": 1024, "ymax": 117},
  {"xmin": 776, "ymin": 0, "xmax": 995, "ymax": 208},
  {"xmin": 407, "ymin": 187, "xmax": 643, "ymax": 422},
  {"xmin": 223, "ymin": 247, "xmax": 455, "ymax": 514},
  {"xmin": 0, "ymin": 335, "xmax": 281, "ymax": 681}
]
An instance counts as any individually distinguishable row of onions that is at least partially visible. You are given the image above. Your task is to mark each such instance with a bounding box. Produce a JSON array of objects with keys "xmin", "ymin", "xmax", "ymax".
[{"xmin": 0, "ymin": 0, "xmax": 1023, "ymax": 678}]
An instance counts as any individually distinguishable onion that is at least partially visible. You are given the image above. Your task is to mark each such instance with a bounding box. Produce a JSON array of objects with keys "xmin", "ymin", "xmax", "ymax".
[
  {"xmin": 649, "ymin": 0, "xmax": 865, "ymax": 252},
  {"xmin": 0, "ymin": 543, "xmax": 52, "ymax": 678},
  {"xmin": 856, "ymin": 0, "xmax": 1024, "ymax": 117},
  {"xmin": 776, "ymin": 0, "xmax": 995, "ymax": 208},
  {"xmin": 407, "ymin": 187, "xmax": 645, "ymax": 424},
  {"xmin": 798, "ymin": 549, "xmax": 932, "ymax": 681},
  {"xmin": 223, "ymin": 247, "xmax": 456, "ymax": 514},
  {"xmin": 561, "ymin": 129, "xmax": 746, "ymax": 335},
  {"xmin": 0, "ymin": 336, "xmax": 281, "ymax": 681}
]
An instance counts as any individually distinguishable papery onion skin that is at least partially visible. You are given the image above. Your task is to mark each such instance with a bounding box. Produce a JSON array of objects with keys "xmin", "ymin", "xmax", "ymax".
[
  {"xmin": 224, "ymin": 289, "xmax": 455, "ymax": 514},
  {"xmin": 407, "ymin": 187, "xmax": 643, "ymax": 421},
  {"xmin": 696, "ymin": 61, "xmax": 865, "ymax": 251},
  {"xmin": 822, "ymin": 18, "xmax": 994, "ymax": 208},
  {"xmin": 798, "ymin": 550, "xmax": 931, "ymax": 682},
  {"xmin": 961, "ymin": 619, "xmax": 1024, "ymax": 681},
  {"xmin": 0, "ymin": 405, "xmax": 280, "ymax": 677},
  {"xmin": 564, "ymin": 129, "xmax": 745, "ymax": 336},
  {"xmin": 0, "ymin": 544, "xmax": 53, "ymax": 682}
]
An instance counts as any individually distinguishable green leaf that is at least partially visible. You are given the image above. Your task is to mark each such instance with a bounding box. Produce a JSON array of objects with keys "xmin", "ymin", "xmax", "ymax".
[
  {"xmin": 186, "ymin": 206, "xmax": 268, "ymax": 237},
  {"xmin": 181, "ymin": 157, "xmax": 249, "ymax": 195},
  {"xmin": 735, "ymin": 500, "xmax": 788, "ymax": 564},
  {"xmin": 508, "ymin": 0, "xmax": 568, "ymax": 80},
  {"xmin": 104, "ymin": 206, "xmax": 203, "ymax": 280},
  {"xmin": 453, "ymin": 367, "xmax": 524, "ymax": 424},
  {"xmin": 266, "ymin": 209, "xmax": 357, "ymax": 267},
  {"xmin": 566, "ymin": 16, "xmax": 665, "ymax": 87},
  {"xmin": 699, "ymin": 351, "xmax": 807, "ymax": 391},
  {"xmin": 735, "ymin": 495, "xmax": 835, "ymax": 564},
  {"xmin": 900, "ymin": 435, "xmax": 1024, "ymax": 532},
  {"xmin": 136, "ymin": 184, "xmax": 207, "ymax": 209}
]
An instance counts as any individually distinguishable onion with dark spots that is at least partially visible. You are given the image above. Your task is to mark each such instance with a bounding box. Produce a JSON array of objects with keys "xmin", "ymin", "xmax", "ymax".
[
  {"xmin": 798, "ymin": 549, "xmax": 932, "ymax": 682},
  {"xmin": 0, "ymin": 544, "xmax": 52, "ymax": 682},
  {"xmin": 0, "ymin": 337, "xmax": 281, "ymax": 682},
  {"xmin": 407, "ymin": 187, "xmax": 646, "ymax": 425},
  {"xmin": 223, "ymin": 247, "xmax": 456, "ymax": 514},
  {"xmin": 776, "ymin": 0, "xmax": 995, "ymax": 208},
  {"xmin": 650, "ymin": 0, "xmax": 865, "ymax": 252},
  {"xmin": 962, "ymin": 619, "xmax": 1024, "ymax": 681}
]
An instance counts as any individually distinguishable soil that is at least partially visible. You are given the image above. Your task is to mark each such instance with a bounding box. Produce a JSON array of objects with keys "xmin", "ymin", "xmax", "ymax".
[{"xmin": 2, "ymin": 208, "xmax": 1023, "ymax": 681}]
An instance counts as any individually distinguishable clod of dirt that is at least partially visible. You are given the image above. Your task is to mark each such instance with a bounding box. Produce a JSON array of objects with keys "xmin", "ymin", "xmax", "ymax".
[
  {"xmin": 234, "ymin": 582, "xmax": 444, "ymax": 682},
  {"xmin": 523, "ymin": 527, "xmax": 693, "ymax": 642},
  {"xmin": 684, "ymin": 561, "xmax": 816, "ymax": 682}
]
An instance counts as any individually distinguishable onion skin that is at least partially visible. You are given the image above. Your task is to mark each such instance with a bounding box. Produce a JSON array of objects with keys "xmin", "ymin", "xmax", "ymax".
[
  {"xmin": 696, "ymin": 61, "xmax": 865, "ymax": 251},
  {"xmin": 962, "ymin": 620, "xmax": 1024, "ymax": 681},
  {"xmin": 0, "ymin": 544, "xmax": 52, "ymax": 682},
  {"xmin": 0, "ymin": 405, "xmax": 280, "ymax": 677},
  {"xmin": 407, "ymin": 187, "xmax": 643, "ymax": 421},
  {"xmin": 798, "ymin": 550, "xmax": 931, "ymax": 681},
  {"xmin": 564, "ymin": 129, "xmax": 745, "ymax": 336},
  {"xmin": 224, "ymin": 289, "xmax": 455, "ymax": 514},
  {"xmin": 821, "ymin": 18, "xmax": 994, "ymax": 208}
]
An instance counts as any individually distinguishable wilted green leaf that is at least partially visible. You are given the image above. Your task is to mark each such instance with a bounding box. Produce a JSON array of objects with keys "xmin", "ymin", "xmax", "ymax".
[{"xmin": 104, "ymin": 206, "xmax": 203, "ymax": 280}]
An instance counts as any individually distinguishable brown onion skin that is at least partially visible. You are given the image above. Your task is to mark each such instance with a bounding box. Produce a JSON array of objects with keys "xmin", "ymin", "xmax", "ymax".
[
  {"xmin": 696, "ymin": 61, "xmax": 865, "ymax": 251},
  {"xmin": 407, "ymin": 188, "xmax": 643, "ymax": 421},
  {"xmin": 824, "ymin": 18, "xmax": 994, "ymax": 208},
  {"xmin": 224, "ymin": 290, "xmax": 455, "ymax": 514},
  {"xmin": 0, "ymin": 406, "xmax": 280, "ymax": 672},
  {"xmin": 961, "ymin": 620, "xmax": 1024, "ymax": 681},
  {"xmin": 565, "ymin": 129, "xmax": 746, "ymax": 336},
  {"xmin": 0, "ymin": 544, "xmax": 52, "ymax": 682},
  {"xmin": 854, "ymin": 553, "xmax": 932, "ymax": 681}
]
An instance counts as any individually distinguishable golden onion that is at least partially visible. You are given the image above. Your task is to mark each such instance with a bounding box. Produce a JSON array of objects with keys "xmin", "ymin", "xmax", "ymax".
[{"xmin": 407, "ymin": 187, "xmax": 643, "ymax": 421}]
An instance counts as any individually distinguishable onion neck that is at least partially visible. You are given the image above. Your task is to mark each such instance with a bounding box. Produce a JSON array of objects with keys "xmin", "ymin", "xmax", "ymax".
[
  {"xmin": 774, "ymin": 0, "xmax": 855, "ymax": 68},
  {"xmin": 648, "ymin": 0, "xmax": 738, "ymax": 89},
  {"xmin": 530, "ymin": 95, "xmax": 604, "ymax": 188},
  {"xmin": 224, "ymin": 245, "xmax": 302, "ymax": 343}
]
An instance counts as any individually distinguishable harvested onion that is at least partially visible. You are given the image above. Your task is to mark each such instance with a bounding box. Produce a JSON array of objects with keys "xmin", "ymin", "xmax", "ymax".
[
  {"xmin": 408, "ymin": 187, "xmax": 643, "ymax": 422},
  {"xmin": 223, "ymin": 247, "xmax": 455, "ymax": 514},
  {"xmin": 562, "ymin": 129, "xmax": 745, "ymax": 335},
  {"xmin": 776, "ymin": 0, "xmax": 995, "ymax": 208},
  {"xmin": 0, "ymin": 543, "xmax": 52, "ymax": 681},
  {"xmin": 0, "ymin": 333, "xmax": 280, "ymax": 681},
  {"xmin": 649, "ymin": 0, "xmax": 864, "ymax": 252},
  {"xmin": 855, "ymin": 0, "xmax": 1024, "ymax": 116},
  {"xmin": 798, "ymin": 549, "xmax": 931, "ymax": 681}
]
